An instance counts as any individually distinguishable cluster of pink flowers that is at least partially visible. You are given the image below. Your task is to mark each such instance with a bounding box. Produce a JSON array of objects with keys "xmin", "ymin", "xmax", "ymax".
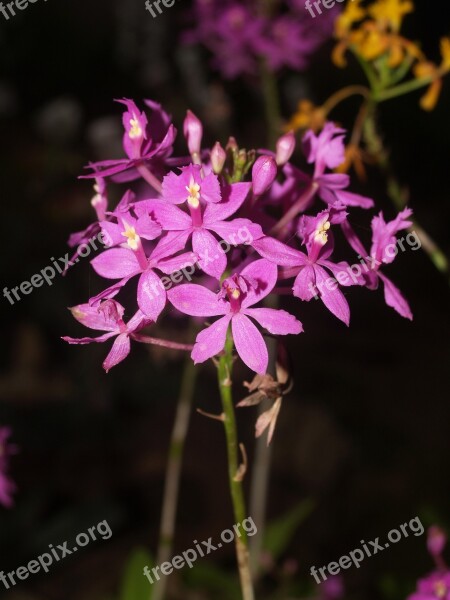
[
  {"xmin": 0, "ymin": 427, "xmax": 16, "ymax": 508},
  {"xmin": 64, "ymin": 99, "xmax": 413, "ymax": 374},
  {"xmin": 183, "ymin": 0, "xmax": 338, "ymax": 78},
  {"xmin": 408, "ymin": 526, "xmax": 450, "ymax": 600}
]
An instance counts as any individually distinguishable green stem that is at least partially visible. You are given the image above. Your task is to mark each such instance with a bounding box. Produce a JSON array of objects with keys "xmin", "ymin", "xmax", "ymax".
[
  {"xmin": 152, "ymin": 355, "xmax": 198, "ymax": 600},
  {"xmin": 374, "ymin": 75, "xmax": 436, "ymax": 102},
  {"xmin": 217, "ymin": 335, "xmax": 254, "ymax": 600},
  {"xmin": 260, "ymin": 60, "xmax": 281, "ymax": 149}
]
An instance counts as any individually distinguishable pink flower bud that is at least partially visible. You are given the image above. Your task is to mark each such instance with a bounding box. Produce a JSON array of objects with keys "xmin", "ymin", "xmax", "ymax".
[
  {"xmin": 275, "ymin": 131, "xmax": 296, "ymax": 166},
  {"xmin": 211, "ymin": 141, "xmax": 226, "ymax": 174},
  {"xmin": 183, "ymin": 110, "xmax": 203, "ymax": 157},
  {"xmin": 252, "ymin": 155, "xmax": 277, "ymax": 196},
  {"xmin": 427, "ymin": 526, "xmax": 447, "ymax": 558}
]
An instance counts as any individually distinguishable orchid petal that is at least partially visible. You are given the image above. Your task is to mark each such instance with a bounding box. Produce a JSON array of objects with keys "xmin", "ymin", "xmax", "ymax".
[
  {"xmin": 207, "ymin": 219, "xmax": 263, "ymax": 247},
  {"xmin": 68, "ymin": 302, "xmax": 124, "ymax": 332},
  {"xmin": 379, "ymin": 272, "xmax": 413, "ymax": 320},
  {"xmin": 137, "ymin": 270, "xmax": 167, "ymax": 321},
  {"xmin": 91, "ymin": 248, "xmax": 141, "ymax": 279},
  {"xmin": 244, "ymin": 308, "xmax": 303, "ymax": 335},
  {"xmin": 168, "ymin": 284, "xmax": 228, "ymax": 317},
  {"xmin": 232, "ymin": 313, "xmax": 268, "ymax": 374},
  {"xmin": 293, "ymin": 266, "xmax": 317, "ymax": 301},
  {"xmin": 314, "ymin": 264, "xmax": 350, "ymax": 325},
  {"xmin": 241, "ymin": 259, "xmax": 278, "ymax": 308},
  {"xmin": 252, "ymin": 237, "xmax": 307, "ymax": 268},
  {"xmin": 103, "ymin": 333, "xmax": 131, "ymax": 372},
  {"xmin": 192, "ymin": 229, "xmax": 227, "ymax": 279},
  {"xmin": 203, "ymin": 182, "xmax": 251, "ymax": 224},
  {"xmin": 191, "ymin": 315, "xmax": 232, "ymax": 364}
]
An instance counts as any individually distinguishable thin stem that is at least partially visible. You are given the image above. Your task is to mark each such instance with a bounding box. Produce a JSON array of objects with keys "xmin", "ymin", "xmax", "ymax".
[
  {"xmin": 322, "ymin": 85, "xmax": 370, "ymax": 116},
  {"xmin": 270, "ymin": 182, "xmax": 319, "ymax": 238},
  {"xmin": 137, "ymin": 164, "xmax": 163, "ymax": 194},
  {"xmin": 131, "ymin": 333, "xmax": 193, "ymax": 352},
  {"xmin": 152, "ymin": 356, "xmax": 198, "ymax": 600},
  {"xmin": 257, "ymin": 0, "xmax": 281, "ymax": 149},
  {"xmin": 260, "ymin": 60, "xmax": 282, "ymax": 149},
  {"xmin": 374, "ymin": 74, "xmax": 438, "ymax": 103},
  {"xmin": 218, "ymin": 335, "xmax": 254, "ymax": 600}
]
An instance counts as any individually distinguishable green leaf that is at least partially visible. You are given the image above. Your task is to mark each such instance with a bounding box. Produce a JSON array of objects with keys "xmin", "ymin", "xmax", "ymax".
[
  {"xmin": 263, "ymin": 499, "xmax": 314, "ymax": 560},
  {"xmin": 185, "ymin": 563, "xmax": 241, "ymax": 599},
  {"xmin": 119, "ymin": 547, "xmax": 153, "ymax": 600}
]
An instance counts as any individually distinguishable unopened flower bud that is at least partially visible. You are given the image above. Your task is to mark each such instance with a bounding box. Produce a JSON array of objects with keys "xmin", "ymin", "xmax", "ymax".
[
  {"xmin": 252, "ymin": 155, "xmax": 277, "ymax": 196},
  {"xmin": 276, "ymin": 131, "xmax": 296, "ymax": 166},
  {"xmin": 183, "ymin": 110, "xmax": 203, "ymax": 158},
  {"xmin": 428, "ymin": 526, "xmax": 447, "ymax": 559},
  {"xmin": 211, "ymin": 142, "xmax": 226, "ymax": 174}
]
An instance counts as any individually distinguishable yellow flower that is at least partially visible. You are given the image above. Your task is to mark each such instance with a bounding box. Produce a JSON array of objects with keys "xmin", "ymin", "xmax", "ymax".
[
  {"xmin": 335, "ymin": 0, "xmax": 366, "ymax": 39},
  {"xmin": 368, "ymin": 0, "xmax": 414, "ymax": 33},
  {"xmin": 285, "ymin": 100, "xmax": 326, "ymax": 133},
  {"xmin": 335, "ymin": 145, "xmax": 368, "ymax": 181},
  {"xmin": 440, "ymin": 37, "xmax": 450, "ymax": 71},
  {"xmin": 413, "ymin": 60, "xmax": 441, "ymax": 111},
  {"xmin": 352, "ymin": 23, "xmax": 389, "ymax": 61}
]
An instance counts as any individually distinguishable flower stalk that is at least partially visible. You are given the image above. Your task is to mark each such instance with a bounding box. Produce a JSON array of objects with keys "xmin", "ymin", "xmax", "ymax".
[{"xmin": 217, "ymin": 334, "xmax": 254, "ymax": 600}]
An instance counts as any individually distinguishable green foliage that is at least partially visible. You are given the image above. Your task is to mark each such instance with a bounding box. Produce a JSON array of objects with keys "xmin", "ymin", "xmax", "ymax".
[
  {"xmin": 185, "ymin": 563, "xmax": 241, "ymax": 599},
  {"xmin": 119, "ymin": 547, "xmax": 154, "ymax": 600},
  {"xmin": 263, "ymin": 499, "xmax": 314, "ymax": 561}
]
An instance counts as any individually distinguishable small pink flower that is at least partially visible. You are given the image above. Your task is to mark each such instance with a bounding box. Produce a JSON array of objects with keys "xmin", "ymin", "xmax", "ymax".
[{"xmin": 168, "ymin": 259, "xmax": 302, "ymax": 374}]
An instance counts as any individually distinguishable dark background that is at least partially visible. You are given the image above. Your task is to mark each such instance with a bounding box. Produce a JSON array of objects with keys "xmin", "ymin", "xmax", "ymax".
[{"xmin": 0, "ymin": 0, "xmax": 449, "ymax": 599}]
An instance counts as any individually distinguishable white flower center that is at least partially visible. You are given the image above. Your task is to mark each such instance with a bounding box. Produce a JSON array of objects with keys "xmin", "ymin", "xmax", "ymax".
[
  {"xmin": 314, "ymin": 220, "xmax": 331, "ymax": 245},
  {"xmin": 121, "ymin": 223, "xmax": 140, "ymax": 251},
  {"xmin": 186, "ymin": 176, "xmax": 201, "ymax": 209},
  {"xmin": 129, "ymin": 116, "xmax": 143, "ymax": 140}
]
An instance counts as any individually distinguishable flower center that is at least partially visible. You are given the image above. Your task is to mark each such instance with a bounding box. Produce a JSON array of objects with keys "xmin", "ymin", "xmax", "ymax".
[
  {"xmin": 222, "ymin": 275, "xmax": 249, "ymax": 313},
  {"xmin": 186, "ymin": 176, "xmax": 201, "ymax": 208},
  {"xmin": 129, "ymin": 116, "xmax": 143, "ymax": 139},
  {"xmin": 314, "ymin": 219, "xmax": 331, "ymax": 245},
  {"xmin": 434, "ymin": 581, "xmax": 447, "ymax": 599},
  {"xmin": 121, "ymin": 223, "xmax": 140, "ymax": 251}
]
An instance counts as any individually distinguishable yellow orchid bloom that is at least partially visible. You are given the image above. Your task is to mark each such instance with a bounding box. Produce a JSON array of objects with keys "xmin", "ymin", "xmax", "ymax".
[
  {"xmin": 335, "ymin": 0, "xmax": 366, "ymax": 39},
  {"xmin": 285, "ymin": 100, "xmax": 326, "ymax": 133},
  {"xmin": 440, "ymin": 37, "xmax": 450, "ymax": 71},
  {"xmin": 368, "ymin": 0, "xmax": 414, "ymax": 32}
]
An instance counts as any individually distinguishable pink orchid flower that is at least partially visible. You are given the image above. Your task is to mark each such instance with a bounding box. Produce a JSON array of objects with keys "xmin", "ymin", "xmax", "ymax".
[{"xmin": 168, "ymin": 259, "xmax": 302, "ymax": 374}]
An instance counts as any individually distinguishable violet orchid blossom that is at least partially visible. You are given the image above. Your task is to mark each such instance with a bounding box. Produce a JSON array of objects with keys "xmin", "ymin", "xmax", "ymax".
[
  {"xmin": 64, "ymin": 100, "xmax": 414, "ymax": 379},
  {"xmin": 81, "ymin": 99, "xmax": 176, "ymax": 184},
  {"xmin": 63, "ymin": 300, "xmax": 153, "ymax": 372},
  {"xmin": 168, "ymin": 259, "xmax": 302, "ymax": 374},
  {"xmin": 277, "ymin": 123, "xmax": 375, "ymax": 215},
  {"xmin": 141, "ymin": 166, "xmax": 263, "ymax": 279},
  {"xmin": 184, "ymin": 0, "xmax": 338, "ymax": 79},
  {"xmin": 341, "ymin": 208, "xmax": 414, "ymax": 320},
  {"xmin": 408, "ymin": 526, "xmax": 450, "ymax": 600},
  {"xmin": 253, "ymin": 210, "xmax": 361, "ymax": 325}
]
